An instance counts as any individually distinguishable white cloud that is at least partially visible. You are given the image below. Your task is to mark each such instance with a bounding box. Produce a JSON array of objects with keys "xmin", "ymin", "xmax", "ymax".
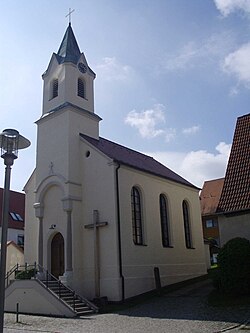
[
  {"xmin": 165, "ymin": 128, "xmax": 176, "ymax": 143},
  {"xmin": 214, "ymin": 0, "xmax": 250, "ymax": 16},
  {"xmin": 223, "ymin": 43, "xmax": 250, "ymax": 86},
  {"xmin": 95, "ymin": 57, "xmax": 133, "ymax": 81},
  {"xmin": 182, "ymin": 125, "xmax": 200, "ymax": 135},
  {"xmin": 146, "ymin": 142, "xmax": 231, "ymax": 188},
  {"xmin": 125, "ymin": 104, "xmax": 177, "ymax": 142},
  {"xmin": 163, "ymin": 32, "xmax": 234, "ymax": 71},
  {"xmin": 125, "ymin": 104, "xmax": 166, "ymax": 139},
  {"xmin": 164, "ymin": 41, "xmax": 199, "ymax": 71}
]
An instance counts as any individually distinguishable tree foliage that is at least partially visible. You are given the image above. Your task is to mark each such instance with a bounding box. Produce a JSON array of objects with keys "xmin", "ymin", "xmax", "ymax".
[{"xmin": 215, "ymin": 237, "xmax": 250, "ymax": 294}]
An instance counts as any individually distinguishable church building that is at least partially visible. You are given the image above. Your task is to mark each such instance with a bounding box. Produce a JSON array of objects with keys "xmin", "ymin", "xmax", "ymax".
[{"xmin": 24, "ymin": 23, "xmax": 207, "ymax": 303}]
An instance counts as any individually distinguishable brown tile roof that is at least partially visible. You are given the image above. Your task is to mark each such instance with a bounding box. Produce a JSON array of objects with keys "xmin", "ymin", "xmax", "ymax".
[
  {"xmin": 0, "ymin": 189, "xmax": 25, "ymax": 230},
  {"xmin": 80, "ymin": 134, "xmax": 198, "ymax": 189},
  {"xmin": 217, "ymin": 113, "xmax": 250, "ymax": 213},
  {"xmin": 200, "ymin": 178, "xmax": 224, "ymax": 215}
]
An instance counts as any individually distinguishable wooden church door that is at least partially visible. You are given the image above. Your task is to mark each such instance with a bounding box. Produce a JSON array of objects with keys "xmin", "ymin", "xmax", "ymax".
[{"xmin": 51, "ymin": 232, "xmax": 65, "ymax": 278}]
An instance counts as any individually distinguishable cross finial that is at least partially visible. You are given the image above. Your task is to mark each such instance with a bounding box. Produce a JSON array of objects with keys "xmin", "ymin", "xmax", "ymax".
[{"xmin": 66, "ymin": 8, "xmax": 75, "ymax": 24}]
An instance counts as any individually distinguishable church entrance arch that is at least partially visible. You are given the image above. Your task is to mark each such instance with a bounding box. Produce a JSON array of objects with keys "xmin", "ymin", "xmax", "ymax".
[{"xmin": 51, "ymin": 232, "xmax": 65, "ymax": 278}]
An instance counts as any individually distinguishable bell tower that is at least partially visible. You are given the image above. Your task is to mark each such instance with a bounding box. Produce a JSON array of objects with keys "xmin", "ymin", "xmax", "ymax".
[
  {"xmin": 42, "ymin": 23, "xmax": 96, "ymax": 117},
  {"xmin": 36, "ymin": 23, "xmax": 101, "ymax": 184}
]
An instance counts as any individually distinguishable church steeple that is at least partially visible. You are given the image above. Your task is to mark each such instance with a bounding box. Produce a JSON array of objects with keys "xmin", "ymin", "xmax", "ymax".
[
  {"xmin": 56, "ymin": 23, "xmax": 81, "ymax": 64},
  {"xmin": 41, "ymin": 23, "xmax": 97, "ymax": 121}
]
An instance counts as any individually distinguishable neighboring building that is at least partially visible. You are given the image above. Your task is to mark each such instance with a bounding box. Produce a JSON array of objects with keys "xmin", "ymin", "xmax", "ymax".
[
  {"xmin": 217, "ymin": 113, "xmax": 250, "ymax": 246},
  {"xmin": 24, "ymin": 23, "xmax": 207, "ymax": 303},
  {"xmin": 200, "ymin": 178, "xmax": 224, "ymax": 247},
  {"xmin": 4, "ymin": 241, "xmax": 24, "ymax": 275},
  {"xmin": 0, "ymin": 188, "xmax": 25, "ymax": 248},
  {"xmin": 200, "ymin": 178, "xmax": 224, "ymax": 263}
]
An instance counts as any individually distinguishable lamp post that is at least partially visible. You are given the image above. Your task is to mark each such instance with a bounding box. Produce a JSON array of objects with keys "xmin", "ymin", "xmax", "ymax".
[{"xmin": 0, "ymin": 129, "xmax": 30, "ymax": 333}]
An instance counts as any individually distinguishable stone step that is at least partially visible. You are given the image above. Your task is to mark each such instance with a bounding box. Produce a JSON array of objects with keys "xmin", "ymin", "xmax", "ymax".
[{"xmin": 40, "ymin": 279, "xmax": 97, "ymax": 316}]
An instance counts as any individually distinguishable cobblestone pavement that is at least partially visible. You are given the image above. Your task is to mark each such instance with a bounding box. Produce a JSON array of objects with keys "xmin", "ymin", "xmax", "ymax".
[{"xmin": 3, "ymin": 280, "xmax": 250, "ymax": 333}]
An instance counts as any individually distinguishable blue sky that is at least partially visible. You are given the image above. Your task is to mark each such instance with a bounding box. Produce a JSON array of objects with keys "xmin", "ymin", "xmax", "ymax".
[{"xmin": 0, "ymin": 0, "xmax": 250, "ymax": 191}]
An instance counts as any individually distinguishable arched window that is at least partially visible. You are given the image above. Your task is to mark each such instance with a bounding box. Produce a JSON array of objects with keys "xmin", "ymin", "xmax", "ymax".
[
  {"xmin": 51, "ymin": 79, "xmax": 58, "ymax": 99},
  {"xmin": 182, "ymin": 200, "xmax": 192, "ymax": 248},
  {"xmin": 131, "ymin": 186, "xmax": 144, "ymax": 245},
  {"xmin": 78, "ymin": 78, "xmax": 85, "ymax": 98},
  {"xmin": 159, "ymin": 194, "xmax": 170, "ymax": 247}
]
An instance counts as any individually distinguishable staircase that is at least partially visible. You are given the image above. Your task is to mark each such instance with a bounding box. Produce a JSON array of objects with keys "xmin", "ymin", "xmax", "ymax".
[
  {"xmin": 41, "ymin": 279, "xmax": 98, "ymax": 316},
  {"xmin": 6, "ymin": 263, "xmax": 99, "ymax": 317}
]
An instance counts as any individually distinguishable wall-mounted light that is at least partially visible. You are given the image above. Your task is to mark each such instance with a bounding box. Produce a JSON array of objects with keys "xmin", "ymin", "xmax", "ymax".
[{"xmin": 49, "ymin": 224, "xmax": 56, "ymax": 230}]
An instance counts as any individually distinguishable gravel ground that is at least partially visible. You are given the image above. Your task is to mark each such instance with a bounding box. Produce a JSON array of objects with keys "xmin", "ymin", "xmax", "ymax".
[{"xmin": 3, "ymin": 280, "xmax": 250, "ymax": 333}]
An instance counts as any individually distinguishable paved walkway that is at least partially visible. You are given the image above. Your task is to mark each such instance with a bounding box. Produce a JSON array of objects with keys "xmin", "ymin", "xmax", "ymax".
[{"xmin": 3, "ymin": 280, "xmax": 250, "ymax": 333}]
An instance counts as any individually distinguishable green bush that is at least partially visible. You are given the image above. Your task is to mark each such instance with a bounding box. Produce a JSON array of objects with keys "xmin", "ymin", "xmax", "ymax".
[
  {"xmin": 215, "ymin": 237, "xmax": 250, "ymax": 295},
  {"xmin": 15, "ymin": 268, "xmax": 37, "ymax": 280}
]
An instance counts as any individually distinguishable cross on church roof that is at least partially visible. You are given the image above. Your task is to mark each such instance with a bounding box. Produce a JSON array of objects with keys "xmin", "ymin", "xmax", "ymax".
[{"xmin": 65, "ymin": 8, "xmax": 75, "ymax": 24}]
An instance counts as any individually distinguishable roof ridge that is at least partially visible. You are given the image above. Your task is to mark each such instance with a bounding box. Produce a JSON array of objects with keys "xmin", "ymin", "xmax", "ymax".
[{"xmin": 237, "ymin": 113, "xmax": 250, "ymax": 120}]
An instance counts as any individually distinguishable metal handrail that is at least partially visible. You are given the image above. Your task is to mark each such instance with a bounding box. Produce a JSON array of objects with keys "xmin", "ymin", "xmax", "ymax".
[
  {"xmin": 5, "ymin": 263, "xmax": 18, "ymax": 287},
  {"xmin": 37, "ymin": 264, "xmax": 98, "ymax": 312},
  {"xmin": 5, "ymin": 262, "xmax": 37, "ymax": 287},
  {"xmin": 5, "ymin": 263, "xmax": 98, "ymax": 313}
]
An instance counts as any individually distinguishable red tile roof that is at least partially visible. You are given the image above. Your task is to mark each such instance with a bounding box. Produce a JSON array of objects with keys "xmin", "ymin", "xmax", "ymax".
[
  {"xmin": 200, "ymin": 178, "xmax": 224, "ymax": 215},
  {"xmin": 217, "ymin": 113, "xmax": 250, "ymax": 213},
  {"xmin": 0, "ymin": 188, "xmax": 25, "ymax": 230},
  {"xmin": 80, "ymin": 134, "xmax": 198, "ymax": 189}
]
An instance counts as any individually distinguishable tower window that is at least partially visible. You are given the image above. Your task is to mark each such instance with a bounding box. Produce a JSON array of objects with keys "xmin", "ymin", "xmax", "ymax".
[
  {"xmin": 78, "ymin": 78, "xmax": 85, "ymax": 98},
  {"xmin": 51, "ymin": 79, "xmax": 58, "ymax": 99}
]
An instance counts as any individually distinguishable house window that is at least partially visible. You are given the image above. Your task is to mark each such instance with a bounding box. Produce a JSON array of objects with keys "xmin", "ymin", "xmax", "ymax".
[
  {"xmin": 51, "ymin": 79, "xmax": 58, "ymax": 99},
  {"xmin": 159, "ymin": 194, "xmax": 170, "ymax": 247},
  {"xmin": 182, "ymin": 200, "xmax": 192, "ymax": 248},
  {"xmin": 17, "ymin": 235, "xmax": 24, "ymax": 248},
  {"xmin": 131, "ymin": 186, "xmax": 144, "ymax": 245},
  {"xmin": 78, "ymin": 78, "xmax": 85, "ymax": 98},
  {"xmin": 205, "ymin": 219, "xmax": 218, "ymax": 228},
  {"xmin": 9, "ymin": 212, "xmax": 23, "ymax": 221}
]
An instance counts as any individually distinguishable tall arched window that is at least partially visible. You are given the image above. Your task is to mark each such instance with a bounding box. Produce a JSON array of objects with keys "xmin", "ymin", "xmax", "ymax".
[
  {"xmin": 182, "ymin": 200, "xmax": 192, "ymax": 248},
  {"xmin": 131, "ymin": 186, "xmax": 144, "ymax": 245},
  {"xmin": 51, "ymin": 78, "xmax": 58, "ymax": 99},
  {"xmin": 78, "ymin": 78, "xmax": 85, "ymax": 98},
  {"xmin": 159, "ymin": 194, "xmax": 170, "ymax": 247}
]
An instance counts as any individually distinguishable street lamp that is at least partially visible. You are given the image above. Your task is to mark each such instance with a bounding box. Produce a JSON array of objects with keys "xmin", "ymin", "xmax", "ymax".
[{"xmin": 0, "ymin": 129, "xmax": 30, "ymax": 333}]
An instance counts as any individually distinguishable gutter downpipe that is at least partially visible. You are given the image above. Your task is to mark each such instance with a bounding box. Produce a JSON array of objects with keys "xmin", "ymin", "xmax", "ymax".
[{"xmin": 115, "ymin": 163, "xmax": 125, "ymax": 302}]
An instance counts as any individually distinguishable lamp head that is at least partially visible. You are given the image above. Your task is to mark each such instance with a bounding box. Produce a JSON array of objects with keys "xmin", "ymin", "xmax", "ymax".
[{"xmin": 0, "ymin": 129, "xmax": 30, "ymax": 164}]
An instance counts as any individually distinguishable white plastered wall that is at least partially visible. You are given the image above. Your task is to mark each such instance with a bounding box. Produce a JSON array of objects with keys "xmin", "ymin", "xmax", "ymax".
[
  {"xmin": 5, "ymin": 280, "xmax": 75, "ymax": 317},
  {"xmin": 6, "ymin": 243, "xmax": 24, "ymax": 274},
  {"xmin": 24, "ymin": 171, "xmax": 38, "ymax": 265},
  {"xmin": 118, "ymin": 166, "xmax": 207, "ymax": 299},
  {"xmin": 219, "ymin": 212, "xmax": 250, "ymax": 246},
  {"xmin": 77, "ymin": 140, "xmax": 121, "ymax": 301}
]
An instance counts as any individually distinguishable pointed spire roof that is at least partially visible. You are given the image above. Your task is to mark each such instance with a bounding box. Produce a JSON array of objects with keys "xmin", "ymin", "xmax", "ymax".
[{"xmin": 56, "ymin": 23, "xmax": 81, "ymax": 64}]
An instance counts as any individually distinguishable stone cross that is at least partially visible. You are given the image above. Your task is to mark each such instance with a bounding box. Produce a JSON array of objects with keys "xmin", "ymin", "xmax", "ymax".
[
  {"xmin": 65, "ymin": 8, "xmax": 75, "ymax": 24},
  {"xmin": 84, "ymin": 210, "xmax": 108, "ymax": 298}
]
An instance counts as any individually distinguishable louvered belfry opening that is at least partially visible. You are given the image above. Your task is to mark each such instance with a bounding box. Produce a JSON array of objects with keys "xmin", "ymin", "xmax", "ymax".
[{"xmin": 78, "ymin": 78, "xmax": 85, "ymax": 98}]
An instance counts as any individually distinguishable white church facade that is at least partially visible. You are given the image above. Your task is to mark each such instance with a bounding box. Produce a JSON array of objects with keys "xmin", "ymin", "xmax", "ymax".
[{"xmin": 24, "ymin": 23, "xmax": 207, "ymax": 303}]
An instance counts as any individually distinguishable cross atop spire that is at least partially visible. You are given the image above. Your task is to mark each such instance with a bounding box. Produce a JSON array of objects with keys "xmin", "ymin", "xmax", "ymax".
[{"xmin": 65, "ymin": 8, "xmax": 75, "ymax": 24}]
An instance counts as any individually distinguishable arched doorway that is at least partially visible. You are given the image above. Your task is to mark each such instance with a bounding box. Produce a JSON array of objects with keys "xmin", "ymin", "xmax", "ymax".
[{"xmin": 51, "ymin": 232, "xmax": 65, "ymax": 278}]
